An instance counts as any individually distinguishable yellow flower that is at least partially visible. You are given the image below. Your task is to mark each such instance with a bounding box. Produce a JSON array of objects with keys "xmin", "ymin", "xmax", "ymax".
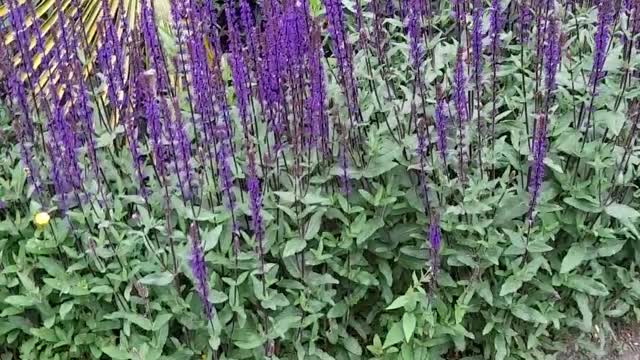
[{"xmin": 34, "ymin": 212, "xmax": 50, "ymax": 229}]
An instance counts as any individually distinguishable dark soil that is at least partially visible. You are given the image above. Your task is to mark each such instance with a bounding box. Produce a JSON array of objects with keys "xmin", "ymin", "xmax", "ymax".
[{"xmin": 557, "ymin": 323, "xmax": 640, "ymax": 360}]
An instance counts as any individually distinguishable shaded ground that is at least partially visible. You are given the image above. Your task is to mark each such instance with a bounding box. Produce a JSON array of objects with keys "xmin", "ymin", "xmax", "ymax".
[{"xmin": 557, "ymin": 323, "xmax": 640, "ymax": 360}]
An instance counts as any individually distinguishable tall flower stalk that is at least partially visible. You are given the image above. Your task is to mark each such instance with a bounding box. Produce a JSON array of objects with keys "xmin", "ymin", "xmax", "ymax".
[
  {"xmin": 527, "ymin": 15, "xmax": 559, "ymax": 229},
  {"xmin": 429, "ymin": 212, "xmax": 442, "ymax": 277},
  {"xmin": 407, "ymin": 0, "xmax": 423, "ymax": 132},
  {"xmin": 188, "ymin": 222, "xmax": 213, "ymax": 320},
  {"xmin": 578, "ymin": 0, "xmax": 614, "ymax": 135},
  {"xmin": 2, "ymin": 21, "xmax": 43, "ymax": 198},
  {"xmin": 226, "ymin": 0, "xmax": 266, "ymax": 296},
  {"xmin": 471, "ymin": 0, "xmax": 484, "ymax": 175},
  {"xmin": 489, "ymin": 0, "xmax": 502, "ymax": 178},
  {"xmin": 322, "ymin": 0, "xmax": 360, "ymax": 128},
  {"xmin": 527, "ymin": 114, "xmax": 548, "ymax": 225},
  {"xmin": 434, "ymin": 85, "xmax": 449, "ymax": 166},
  {"xmin": 453, "ymin": 47, "xmax": 469, "ymax": 182}
]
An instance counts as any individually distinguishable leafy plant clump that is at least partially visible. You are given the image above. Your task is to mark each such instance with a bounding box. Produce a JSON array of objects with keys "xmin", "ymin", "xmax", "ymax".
[{"xmin": 0, "ymin": 0, "xmax": 639, "ymax": 359}]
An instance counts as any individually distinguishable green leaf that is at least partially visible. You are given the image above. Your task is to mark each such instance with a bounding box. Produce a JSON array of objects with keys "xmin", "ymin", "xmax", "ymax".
[
  {"xmin": 60, "ymin": 301, "xmax": 74, "ymax": 319},
  {"xmin": 383, "ymin": 322, "xmax": 404, "ymax": 349},
  {"xmin": 305, "ymin": 210, "xmax": 325, "ymax": 240},
  {"xmin": 527, "ymin": 240, "xmax": 554, "ymax": 253},
  {"xmin": 402, "ymin": 312, "xmax": 416, "ymax": 342},
  {"xmin": 605, "ymin": 203, "xmax": 640, "ymax": 220},
  {"xmin": 597, "ymin": 239, "xmax": 626, "ymax": 257},
  {"xmin": 565, "ymin": 275, "xmax": 609, "ymax": 296},
  {"xmin": 564, "ymin": 197, "xmax": 601, "ymax": 213},
  {"xmin": 389, "ymin": 224, "xmax": 421, "ymax": 244},
  {"xmin": 477, "ymin": 281, "xmax": 494, "ymax": 306},
  {"xmin": 378, "ymin": 260, "xmax": 393, "ymax": 286},
  {"xmin": 139, "ymin": 272, "xmax": 174, "ymax": 286},
  {"xmin": 342, "ymin": 334, "xmax": 363, "ymax": 355},
  {"xmin": 105, "ymin": 312, "xmax": 153, "ymax": 331},
  {"xmin": 495, "ymin": 334, "xmax": 507, "ymax": 360},
  {"xmin": 272, "ymin": 315, "xmax": 301, "ymax": 337},
  {"xmin": 273, "ymin": 191, "xmax": 296, "ymax": 203},
  {"xmin": 4, "ymin": 295, "xmax": 38, "ymax": 307},
  {"xmin": 233, "ymin": 329, "xmax": 264, "ymax": 349},
  {"xmin": 17, "ymin": 272, "xmax": 38, "ymax": 294},
  {"xmin": 90, "ymin": 285, "xmax": 113, "ymax": 294},
  {"xmin": 283, "ymin": 238, "xmax": 306, "ymax": 257},
  {"xmin": 560, "ymin": 244, "xmax": 587, "ymax": 273},
  {"xmin": 386, "ymin": 292, "xmax": 415, "ymax": 310},
  {"xmin": 575, "ymin": 293, "xmax": 592, "ymax": 331},
  {"xmin": 363, "ymin": 153, "xmax": 398, "ymax": 178},
  {"xmin": 153, "ymin": 314, "xmax": 173, "ymax": 331},
  {"xmin": 544, "ymin": 157, "xmax": 564, "ymax": 174},
  {"xmin": 494, "ymin": 193, "xmax": 529, "ymax": 225},
  {"xmin": 101, "ymin": 345, "xmax": 131, "ymax": 360},
  {"xmin": 203, "ymin": 225, "xmax": 223, "ymax": 252},
  {"xmin": 31, "ymin": 327, "xmax": 57, "ymax": 342},
  {"xmin": 511, "ymin": 304, "xmax": 548, "ymax": 324},
  {"xmin": 327, "ymin": 302, "xmax": 347, "ymax": 318},
  {"xmin": 499, "ymin": 276, "xmax": 523, "ymax": 296},
  {"xmin": 356, "ymin": 216, "xmax": 384, "ymax": 246},
  {"xmin": 595, "ymin": 110, "xmax": 626, "ymax": 136}
]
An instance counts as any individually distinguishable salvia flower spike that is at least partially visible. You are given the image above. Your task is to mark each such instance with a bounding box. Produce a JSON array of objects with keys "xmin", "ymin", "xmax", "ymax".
[
  {"xmin": 188, "ymin": 222, "xmax": 213, "ymax": 320},
  {"xmin": 429, "ymin": 212, "xmax": 442, "ymax": 275},
  {"xmin": 434, "ymin": 85, "xmax": 449, "ymax": 165},
  {"xmin": 527, "ymin": 114, "xmax": 548, "ymax": 224}
]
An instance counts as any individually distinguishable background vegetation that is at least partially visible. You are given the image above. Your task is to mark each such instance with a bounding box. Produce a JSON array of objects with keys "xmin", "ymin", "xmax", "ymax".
[{"xmin": 0, "ymin": 0, "xmax": 639, "ymax": 359}]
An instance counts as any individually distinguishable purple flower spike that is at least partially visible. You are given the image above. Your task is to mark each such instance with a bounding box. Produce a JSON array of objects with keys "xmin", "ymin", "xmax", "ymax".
[
  {"xmin": 590, "ymin": 0, "xmax": 614, "ymax": 90},
  {"xmin": 47, "ymin": 102, "xmax": 83, "ymax": 212},
  {"xmin": 97, "ymin": 0, "xmax": 126, "ymax": 110},
  {"xmin": 246, "ymin": 145, "xmax": 265, "ymax": 272},
  {"xmin": 434, "ymin": 86, "xmax": 449, "ymax": 164},
  {"xmin": 453, "ymin": 47, "xmax": 468, "ymax": 125},
  {"xmin": 489, "ymin": 0, "xmax": 502, "ymax": 63},
  {"xmin": 323, "ymin": 0, "xmax": 360, "ymax": 124},
  {"xmin": 124, "ymin": 110, "xmax": 147, "ymax": 200},
  {"xmin": 527, "ymin": 115, "xmax": 548, "ymax": 224},
  {"xmin": 471, "ymin": 0, "xmax": 484, "ymax": 86},
  {"xmin": 452, "ymin": 0, "xmax": 466, "ymax": 24},
  {"xmin": 518, "ymin": 1, "xmax": 533, "ymax": 45},
  {"xmin": 216, "ymin": 135, "xmax": 235, "ymax": 212},
  {"xmin": 543, "ymin": 16, "xmax": 561, "ymax": 99},
  {"xmin": 428, "ymin": 213, "xmax": 442, "ymax": 274},
  {"xmin": 1, "ymin": 20, "xmax": 43, "ymax": 197},
  {"xmin": 138, "ymin": 70, "xmax": 166, "ymax": 179},
  {"xmin": 225, "ymin": 0, "xmax": 251, "ymax": 134},
  {"xmin": 240, "ymin": 0, "xmax": 259, "ymax": 74},
  {"xmin": 308, "ymin": 25, "xmax": 329, "ymax": 154},
  {"xmin": 140, "ymin": 0, "xmax": 170, "ymax": 90},
  {"xmin": 453, "ymin": 47, "xmax": 468, "ymax": 180},
  {"xmin": 166, "ymin": 99, "xmax": 196, "ymax": 202},
  {"xmin": 407, "ymin": 0, "xmax": 423, "ymax": 70},
  {"xmin": 188, "ymin": 222, "xmax": 213, "ymax": 320}
]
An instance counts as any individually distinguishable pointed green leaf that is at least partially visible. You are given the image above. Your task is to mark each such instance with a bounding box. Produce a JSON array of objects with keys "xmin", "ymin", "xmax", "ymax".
[
  {"xmin": 499, "ymin": 276, "xmax": 523, "ymax": 296},
  {"xmin": 560, "ymin": 244, "xmax": 587, "ymax": 274},
  {"xmin": 383, "ymin": 322, "xmax": 404, "ymax": 349},
  {"xmin": 402, "ymin": 313, "xmax": 416, "ymax": 342},
  {"xmin": 605, "ymin": 203, "xmax": 640, "ymax": 220},
  {"xmin": 283, "ymin": 238, "xmax": 306, "ymax": 257},
  {"xmin": 565, "ymin": 275, "xmax": 609, "ymax": 296},
  {"xmin": 305, "ymin": 209, "xmax": 325, "ymax": 240},
  {"xmin": 139, "ymin": 272, "xmax": 174, "ymax": 286}
]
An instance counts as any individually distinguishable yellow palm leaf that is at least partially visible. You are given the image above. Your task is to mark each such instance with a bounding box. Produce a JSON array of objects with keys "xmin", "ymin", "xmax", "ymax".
[
  {"xmin": 1, "ymin": 0, "xmax": 138, "ymax": 126},
  {"xmin": 2, "ymin": 0, "xmax": 190, "ymax": 127}
]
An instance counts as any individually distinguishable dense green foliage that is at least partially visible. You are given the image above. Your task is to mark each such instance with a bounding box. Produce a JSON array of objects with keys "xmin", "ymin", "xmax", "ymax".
[{"xmin": 1, "ymin": 0, "xmax": 640, "ymax": 359}]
